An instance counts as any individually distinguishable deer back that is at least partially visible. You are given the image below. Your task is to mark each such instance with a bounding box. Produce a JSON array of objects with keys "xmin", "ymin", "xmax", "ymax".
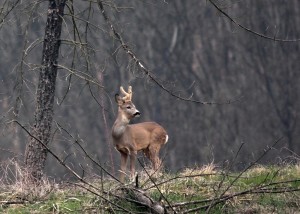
[{"xmin": 128, "ymin": 122, "xmax": 168, "ymax": 151}]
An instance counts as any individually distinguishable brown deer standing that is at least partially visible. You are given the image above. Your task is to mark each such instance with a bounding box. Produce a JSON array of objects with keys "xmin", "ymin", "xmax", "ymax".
[{"xmin": 112, "ymin": 86, "xmax": 168, "ymax": 182}]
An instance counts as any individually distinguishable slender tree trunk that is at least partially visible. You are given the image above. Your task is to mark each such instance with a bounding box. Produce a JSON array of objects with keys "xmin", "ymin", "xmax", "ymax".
[
  {"xmin": 97, "ymin": 72, "xmax": 115, "ymax": 175},
  {"xmin": 24, "ymin": 0, "xmax": 66, "ymax": 183}
]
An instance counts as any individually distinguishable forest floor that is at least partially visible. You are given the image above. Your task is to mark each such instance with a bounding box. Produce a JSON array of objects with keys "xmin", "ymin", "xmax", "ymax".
[{"xmin": 1, "ymin": 163, "xmax": 300, "ymax": 213}]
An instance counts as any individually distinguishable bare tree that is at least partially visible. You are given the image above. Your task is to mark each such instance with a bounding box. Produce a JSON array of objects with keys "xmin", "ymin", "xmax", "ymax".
[
  {"xmin": 24, "ymin": 0, "xmax": 66, "ymax": 182},
  {"xmin": 0, "ymin": 0, "xmax": 299, "ymax": 180}
]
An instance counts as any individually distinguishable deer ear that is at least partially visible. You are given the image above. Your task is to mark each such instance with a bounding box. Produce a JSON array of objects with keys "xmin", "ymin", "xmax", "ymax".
[{"xmin": 115, "ymin": 94, "xmax": 123, "ymax": 105}]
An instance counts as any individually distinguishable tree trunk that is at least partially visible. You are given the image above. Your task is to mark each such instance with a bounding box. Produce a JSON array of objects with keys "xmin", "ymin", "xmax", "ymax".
[{"xmin": 24, "ymin": 0, "xmax": 66, "ymax": 183}]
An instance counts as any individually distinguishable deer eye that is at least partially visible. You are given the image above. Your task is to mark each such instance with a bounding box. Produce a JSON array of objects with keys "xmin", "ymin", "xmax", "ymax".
[{"xmin": 126, "ymin": 106, "xmax": 131, "ymax": 109}]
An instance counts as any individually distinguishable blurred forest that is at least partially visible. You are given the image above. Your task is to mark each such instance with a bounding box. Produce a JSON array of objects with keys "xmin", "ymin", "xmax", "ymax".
[{"xmin": 0, "ymin": 0, "xmax": 299, "ymax": 179}]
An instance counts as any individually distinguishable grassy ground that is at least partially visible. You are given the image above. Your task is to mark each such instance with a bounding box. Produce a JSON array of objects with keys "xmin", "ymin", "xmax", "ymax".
[{"xmin": 1, "ymin": 164, "xmax": 300, "ymax": 213}]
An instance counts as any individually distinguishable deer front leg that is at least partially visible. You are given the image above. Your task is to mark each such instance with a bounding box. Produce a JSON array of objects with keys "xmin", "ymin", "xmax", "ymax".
[
  {"xmin": 130, "ymin": 151, "xmax": 137, "ymax": 180},
  {"xmin": 120, "ymin": 151, "xmax": 128, "ymax": 183}
]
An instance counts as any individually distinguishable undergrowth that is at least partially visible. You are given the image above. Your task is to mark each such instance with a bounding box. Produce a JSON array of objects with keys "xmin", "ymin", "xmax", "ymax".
[{"xmin": 1, "ymin": 162, "xmax": 300, "ymax": 213}]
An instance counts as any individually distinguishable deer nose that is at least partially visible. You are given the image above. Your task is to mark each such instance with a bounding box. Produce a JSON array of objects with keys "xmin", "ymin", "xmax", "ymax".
[{"xmin": 134, "ymin": 111, "xmax": 141, "ymax": 117}]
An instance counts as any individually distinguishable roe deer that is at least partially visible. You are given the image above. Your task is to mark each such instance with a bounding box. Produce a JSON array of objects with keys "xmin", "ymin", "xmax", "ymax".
[{"xmin": 112, "ymin": 86, "xmax": 168, "ymax": 182}]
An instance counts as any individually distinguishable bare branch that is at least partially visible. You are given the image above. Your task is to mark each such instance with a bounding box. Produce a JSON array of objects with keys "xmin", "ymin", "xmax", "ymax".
[
  {"xmin": 96, "ymin": 0, "xmax": 240, "ymax": 105},
  {"xmin": 57, "ymin": 64, "xmax": 103, "ymax": 87},
  {"xmin": 208, "ymin": 0, "xmax": 300, "ymax": 42}
]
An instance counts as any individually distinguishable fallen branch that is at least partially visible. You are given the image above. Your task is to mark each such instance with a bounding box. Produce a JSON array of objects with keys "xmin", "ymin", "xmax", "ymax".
[
  {"xmin": 138, "ymin": 159, "xmax": 176, "ymax": 213},
  {"xmin": 0, "ymin": 200, "xmax": 26, "ymax": 205},
  {"xmin": 120, "ymin": 186, "xmax": 166, "ymax": 214}
]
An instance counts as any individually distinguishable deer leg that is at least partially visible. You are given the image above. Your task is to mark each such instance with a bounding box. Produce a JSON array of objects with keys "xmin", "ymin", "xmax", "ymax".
[
  {"xmin": 129, "ymin": 151, "xmax": 137, "ymax": 180},
  {"xmin": 143, "ymin": 148, "xmax": 150, "ymax": 159},
  {"xmin": 148, "ymin": 145, "xmax": 162, "ymax": 171},
  {"xmin": 120, "ymin": 151, "xmax": 128, "ymax": 183}
]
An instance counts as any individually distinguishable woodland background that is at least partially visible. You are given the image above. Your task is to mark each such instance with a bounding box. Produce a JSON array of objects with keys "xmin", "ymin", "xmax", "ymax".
[{"xmin": 0, "ymin": 0, "xmax": 299, "ymax": 179}]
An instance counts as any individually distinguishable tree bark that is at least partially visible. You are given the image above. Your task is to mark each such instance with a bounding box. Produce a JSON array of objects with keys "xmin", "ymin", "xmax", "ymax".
[{"xmin": 24, "ymin": 0, "xmax": 66, "ymax": 183}]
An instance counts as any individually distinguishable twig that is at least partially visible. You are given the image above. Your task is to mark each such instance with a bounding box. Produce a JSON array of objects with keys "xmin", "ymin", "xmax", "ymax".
[
  {"xmin": 183, "ymin": 185, "xmax": 300, "ymax": 213},
  {"xmin": 168, "ymin": 178, "xmax": 300, "ymax": 210},
  {"xmin": 0, "ymin": 0, "xmax": 21, "ymax": 27},
  {"xmin": 182, "ymin": 137, "xmax": 284, "ymax": 213},
  {"xmin": 118, "ymin": 186, "xmax": 165, "ymax": 214},
  {"xmin": 205, "ymin": 143, "xmax": 245, "ymax": 212},
  {"xmin": 208, "ymin": 0, "xmax": 300, "ymax": 42},
  {"xmin": 137, "ymin": 158, "xmax": 176, "ymax": 213},
  {"xmin": 11, "ymin": 120, "xmax": 127, "ymax": 212},
  {"xmin": 96, "ymin": 0, "xmax": 241, "ymax": 105},
  {"xmin": 69, "ymin": 182, "xmax": 132, "ymax": 213},
  {"xmin": 55, "ymin": 122, "xmax": 120, "ymax": 183},
  {"xmin": 56, "ymin": 64, "xmax": 103, "ymax": 87},
  {"xmin": 0, "ymin": 200, "xmax": 26, "ymax": 205}
]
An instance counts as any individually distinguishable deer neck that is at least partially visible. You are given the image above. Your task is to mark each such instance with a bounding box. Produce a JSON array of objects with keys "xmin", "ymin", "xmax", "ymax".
[{"xmin": 112, "ymin": 109, "xmax": 130, "ymax": 139}]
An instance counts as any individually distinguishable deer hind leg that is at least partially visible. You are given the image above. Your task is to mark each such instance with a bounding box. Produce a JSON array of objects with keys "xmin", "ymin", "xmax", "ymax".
[
  {"xmin": 120, "ymin": 151, "xmax": 128, "ymax": 183},
  {"xmin": 143, "ymin": 148, "xmax": 151, "ymax": 160},
  {"xmin": 143, "ymin": 148, "xmax": 153, "ymax": 169},
  {"xmin": 148, "ymin": 145, "xmax": 162, "ymax": 171}
]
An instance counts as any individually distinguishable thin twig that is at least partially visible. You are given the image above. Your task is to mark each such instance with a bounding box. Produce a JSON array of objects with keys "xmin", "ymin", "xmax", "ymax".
[
  {"xmin": 188, "ymin": 137, "xmax": 284, "ymax": 213},
  {"xmin": 137, "ymin": 158, "xmax": 176, "ymax": 213},
  {"xmin": 69, "ymin": 182, "xmax": 132, "ymax": 213},
  {"xmin": 11, "ymin": 120, "xmax": 127, "ymax": 212},
  {"xmin": 208, "ymin": 0, "xmax": 300, "ymax": 42},
  {"xmin": 96, "ymin": 0, "xmax": 241, "ymax": 105},
  {"xmin": 55, "ymin": 122, "xmax": 120, "ymax": 183}
]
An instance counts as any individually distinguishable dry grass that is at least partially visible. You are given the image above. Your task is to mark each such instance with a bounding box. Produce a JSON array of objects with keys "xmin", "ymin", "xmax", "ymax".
[
  {"xmin": 181, "ymin": 163, "xmax": 218, "ymax": 176},
  {"xmin": 0, "ymin": 161, "xmax": 299, "ymax": 213},
  {"xmin": 0, "ymin": 159, "xmax": 56, "ymax": 200}
]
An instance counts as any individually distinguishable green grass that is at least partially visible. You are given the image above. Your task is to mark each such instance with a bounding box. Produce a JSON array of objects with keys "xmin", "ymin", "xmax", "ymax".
[{"xmin": 1, "ymin": 164, "xmax": 300, "ymax": 213}]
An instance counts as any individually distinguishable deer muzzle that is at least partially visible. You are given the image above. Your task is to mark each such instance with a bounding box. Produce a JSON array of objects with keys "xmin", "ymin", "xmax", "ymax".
[{"xmin": 133, "ymin": 111, "xmax": 141, "ymax": 117}]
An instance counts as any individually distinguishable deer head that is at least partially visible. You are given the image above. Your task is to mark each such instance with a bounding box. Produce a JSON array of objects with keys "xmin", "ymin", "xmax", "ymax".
[{"xmin": 115, "ymin": 86, "xmax": 140, "ymax": 121}]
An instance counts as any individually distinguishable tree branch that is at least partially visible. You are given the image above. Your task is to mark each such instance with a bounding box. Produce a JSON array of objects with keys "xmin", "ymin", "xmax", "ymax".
[
  {"xmin": 96, "ymin": 0, "xmax": 241, "ymax": 105},
  {"xmin": 208, "ymin": 0, "xmax": 300, "ymax": 42}
]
